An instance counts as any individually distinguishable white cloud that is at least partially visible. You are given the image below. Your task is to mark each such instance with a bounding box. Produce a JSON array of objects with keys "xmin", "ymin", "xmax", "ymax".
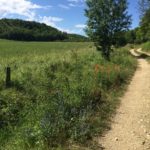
[
  {"xmin": 0, "ymin": 0, "xmax": 51, "ymax": 20},
  {"xmin": 75, "ymin": 24, "xmax": 86, "ymax": 29},
  {"xmin": 68, "ymin": 0, "xmax": 79, "ymax": 2},
  {"xmin": 67, "ymin": 0, "xmax": 85, "ymax": 3},
  {"xmin": 58, "ymin": 27, "xmax": 83, "ymax": 34},
  {"xmin": 68, "ymin": 3, "xmax": 76, "ymax": 7},
  {"xmin": 38, "ymin": 16, "xmax": 63, "ymax": 27},
  {"xmin": 58, "ymin": 4, "xmax": 70, "ymax": 9},
  {"xmin": 67, "ymin": 0, "xmax": 85, "ymax": 8}
]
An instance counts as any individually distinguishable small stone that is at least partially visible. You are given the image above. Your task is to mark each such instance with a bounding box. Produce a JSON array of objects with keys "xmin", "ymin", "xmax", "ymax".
[
  {"xmin": 142, "ymin": 141, "xmax": 146, "ymax": 145},
  {"xmin": 131, "ymin": 131, "xmax": 136, "ymax": 136},
  {"xmin": 115, "ymin": 137, "xmax": 118, "ymax": 141},
  {"xmin": 140, "ymin": 119, "xmax": 143, "ymax": 122}
]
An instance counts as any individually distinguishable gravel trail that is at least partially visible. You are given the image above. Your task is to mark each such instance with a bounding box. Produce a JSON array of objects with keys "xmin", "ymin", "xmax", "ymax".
[{"xmin": 99, "ymin": 50, "xmax": 150, "ymax": 150}]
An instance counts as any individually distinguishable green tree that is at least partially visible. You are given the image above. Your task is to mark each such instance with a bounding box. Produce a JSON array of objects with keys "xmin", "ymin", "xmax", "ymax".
[
  {"xmin": 85, "ymin": 0, "xmax": 131, "ymax": 60},
  {"xmin": 125, "ymin": 30, "xmax": 136, "ymax": 44},
  {"xmin": 134, "ymin": 27, "xmax": 143, "ymax": 43},
  {"xmin": 140, "ymin": 8, "xmax": 150, "ymax": 41},
  {"xmin": 137, "ymin": 0, "xmax": 150, "ymax": 43}
]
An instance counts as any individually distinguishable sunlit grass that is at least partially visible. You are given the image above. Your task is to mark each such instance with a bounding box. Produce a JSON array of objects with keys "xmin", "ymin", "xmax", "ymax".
[
  {"xmin": 141, "ymin": 42, "xmax": 150, "ymax": 52},
  {"xmin": 0, "ymin": 40, "xmax": 137, "ymax": 149}
]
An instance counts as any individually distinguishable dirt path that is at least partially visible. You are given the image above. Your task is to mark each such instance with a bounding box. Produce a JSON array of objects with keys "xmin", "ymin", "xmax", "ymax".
[
  {"xmin": 99, "ymin": 50, "xmax": 150, "ymax": 150},
  {"xmin": 136, "ymin": 48, "xmax": 150, "ymax": 57}
]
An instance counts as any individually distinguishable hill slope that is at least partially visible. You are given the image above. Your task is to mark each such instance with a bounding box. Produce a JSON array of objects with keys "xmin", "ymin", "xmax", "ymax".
[{"xmin": 0, "ymin": 19, "xmax": 88, "ymax": 42}]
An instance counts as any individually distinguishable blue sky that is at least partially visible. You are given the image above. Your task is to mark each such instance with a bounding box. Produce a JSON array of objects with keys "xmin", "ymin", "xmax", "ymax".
[{"xmin": 0, "ymin": 0, "xmax": 140, "ymax": 35}]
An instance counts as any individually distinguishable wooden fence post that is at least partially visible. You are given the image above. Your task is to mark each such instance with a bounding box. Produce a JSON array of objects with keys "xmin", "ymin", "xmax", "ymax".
[{"xmin": 6, "ymin": 67, "xmax": 11, "ymax": 88}]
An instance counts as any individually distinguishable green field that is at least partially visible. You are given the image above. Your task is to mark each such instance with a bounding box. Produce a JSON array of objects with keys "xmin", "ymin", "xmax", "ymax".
[{"xmin": 0, "ymin": 40, "xmax": 137, "ymax": 149}]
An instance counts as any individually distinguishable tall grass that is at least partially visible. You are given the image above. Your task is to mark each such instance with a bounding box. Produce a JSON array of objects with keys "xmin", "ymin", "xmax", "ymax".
[
  {"xmin": 0, "ymin": 40, "xmax": 137, "ymax": 149},
  {"xmin": 141, "ymin": 42, "xmax": 150, "ymax": 52}
]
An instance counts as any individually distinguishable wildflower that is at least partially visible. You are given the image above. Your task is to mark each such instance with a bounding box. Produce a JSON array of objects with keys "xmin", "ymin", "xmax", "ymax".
[{"xmin": 94, "ymin": 64, "xmax": 100, "ymax": 74}]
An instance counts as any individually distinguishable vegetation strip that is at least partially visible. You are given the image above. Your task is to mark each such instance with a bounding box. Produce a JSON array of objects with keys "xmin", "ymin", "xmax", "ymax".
[{"xmin": 0, "ymin": 41, "xmax": 137, "ymax": 149}]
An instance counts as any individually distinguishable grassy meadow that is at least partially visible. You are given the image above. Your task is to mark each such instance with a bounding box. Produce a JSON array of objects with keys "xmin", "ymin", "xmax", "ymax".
[{"xmin": 0, "ymin": 40, "xmax": 137, "ymax": 149}]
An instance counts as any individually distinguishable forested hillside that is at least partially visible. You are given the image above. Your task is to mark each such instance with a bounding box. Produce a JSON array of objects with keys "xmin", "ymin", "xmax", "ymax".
[{"xmin": 0, "ymin": 19, "xmax": 88, "ymax": 42}]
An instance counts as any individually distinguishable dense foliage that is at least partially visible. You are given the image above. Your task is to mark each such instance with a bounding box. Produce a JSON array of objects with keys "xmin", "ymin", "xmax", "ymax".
[
  {"xmin": 124, "ymin": 0, "xmax": 150, "ymax": 44},
  {"xmin": 0, "ymin": 19, "xmax": 88, "ymax": 42},
  {"xmin": 85, "ymin": 0, "xmax": 131, "ymax": 59},
  {"xmin": 0, "ymin": 40, "xmax": 137, "ymax": 149},
  {"xmin": 140, "ymin": 9, "xmax": 150, "ymax": 42}
]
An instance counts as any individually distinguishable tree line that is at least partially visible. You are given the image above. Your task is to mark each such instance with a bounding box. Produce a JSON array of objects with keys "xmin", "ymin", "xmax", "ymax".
[{"xmin": 0, "ymin": 19, "xmax": 88, "ymax": 42}]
